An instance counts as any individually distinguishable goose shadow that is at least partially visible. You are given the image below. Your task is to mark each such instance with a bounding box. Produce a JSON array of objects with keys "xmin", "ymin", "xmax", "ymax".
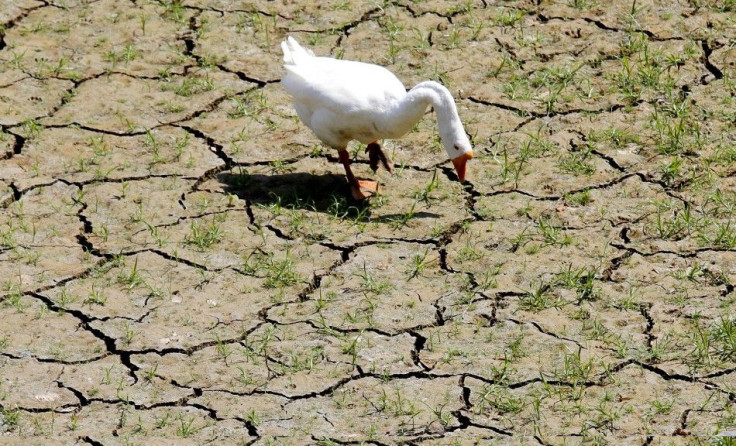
[{"xmin": 218, "ymin": 170, "xmax": 441, "ymax": 222}]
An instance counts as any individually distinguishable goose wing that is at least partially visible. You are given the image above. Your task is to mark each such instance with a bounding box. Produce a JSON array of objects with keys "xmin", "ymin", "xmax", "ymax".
[{"xmin": 282, "ymin": 57, "xmax": 406, "ymax": 118}]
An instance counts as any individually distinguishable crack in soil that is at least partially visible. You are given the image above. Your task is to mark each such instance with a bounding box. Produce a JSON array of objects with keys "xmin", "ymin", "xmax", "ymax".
[
  {"xmin": 468, "ymin": 95, "xmax": 643, "ymax": 120},
  {"xmin": 0, "ymin": 2, "xmax": 51, "ymax": 52},
  {"xmin": 639, "ymin": 303, "xmax": 656, "ymax": 350},
  {"xmin": 700, "ymin": 39, "xmax": 725, "ymax": 81},
  {"xmin": 25, "ymin": 290, "xmax": 141, "ymax": 383},
  {"xmin": 537, "ymin": 13, "xmax": 687, "ymax": 42},
  {"xmin": 506, "ymin": 317, "xmax": 584, "ymax": 349}
]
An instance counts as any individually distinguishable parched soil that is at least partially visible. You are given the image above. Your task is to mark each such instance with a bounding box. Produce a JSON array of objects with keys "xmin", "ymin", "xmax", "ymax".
[{"xmin": 1, "ymin": 0, "xmax": 736, "ymax": 444}]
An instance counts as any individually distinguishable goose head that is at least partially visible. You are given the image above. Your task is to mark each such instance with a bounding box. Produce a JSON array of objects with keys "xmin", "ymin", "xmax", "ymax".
[{"xmin": 441, "ymin": 122, "xmax": 474, "ymax": 183}]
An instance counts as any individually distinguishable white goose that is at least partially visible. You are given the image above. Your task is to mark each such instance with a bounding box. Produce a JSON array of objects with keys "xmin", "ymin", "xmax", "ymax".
[{"xmin": 281, "ymin": 36, "xmax": 474, "ymax": 200}]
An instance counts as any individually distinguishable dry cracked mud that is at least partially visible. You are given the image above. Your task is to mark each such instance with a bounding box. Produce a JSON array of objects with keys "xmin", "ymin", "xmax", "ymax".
[{"xmin": 1, "ymin": 0, "xmax": 736, "ymax": 445}]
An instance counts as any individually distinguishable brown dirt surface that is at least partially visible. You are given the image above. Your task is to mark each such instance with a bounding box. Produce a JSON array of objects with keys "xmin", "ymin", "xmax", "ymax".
[{"xmin": 1, "ymin": 0, "xmax": 736, "ymax": 444}]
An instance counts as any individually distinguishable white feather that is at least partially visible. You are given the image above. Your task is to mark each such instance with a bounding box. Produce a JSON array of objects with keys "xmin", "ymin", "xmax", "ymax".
[{"xmin": 280, "ymin": 36, "xmax": 472, "ymax": 160}]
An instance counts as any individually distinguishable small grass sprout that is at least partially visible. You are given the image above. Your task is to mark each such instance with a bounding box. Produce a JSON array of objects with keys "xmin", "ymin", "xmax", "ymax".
[{"xmin": 185, "ymin": 216, "xmax": 225, "ymax": 250}]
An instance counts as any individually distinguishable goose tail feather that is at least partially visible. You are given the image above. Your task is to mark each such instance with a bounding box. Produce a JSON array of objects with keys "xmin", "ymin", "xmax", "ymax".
[{"xmin": 281, "ymin": 36, "xmax": 314, "ymax": 65}]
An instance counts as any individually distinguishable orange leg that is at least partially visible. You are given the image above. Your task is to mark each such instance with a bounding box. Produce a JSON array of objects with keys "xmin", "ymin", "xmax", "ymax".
[{"xmin": 338, "ymin": 149, "xmax": 377, "ymax": 200}]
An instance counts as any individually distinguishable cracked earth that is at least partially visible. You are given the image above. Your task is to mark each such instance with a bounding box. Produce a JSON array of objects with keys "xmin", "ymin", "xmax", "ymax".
[{"xmin": 1, "ymin": 0, "xmax": 736, "ymax": 444}]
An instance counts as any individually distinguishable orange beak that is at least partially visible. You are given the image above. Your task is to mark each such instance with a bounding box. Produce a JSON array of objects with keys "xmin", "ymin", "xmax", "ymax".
[{"xmin": 451, "ymin": 151, "xmax": 474, "ymax": 183}]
